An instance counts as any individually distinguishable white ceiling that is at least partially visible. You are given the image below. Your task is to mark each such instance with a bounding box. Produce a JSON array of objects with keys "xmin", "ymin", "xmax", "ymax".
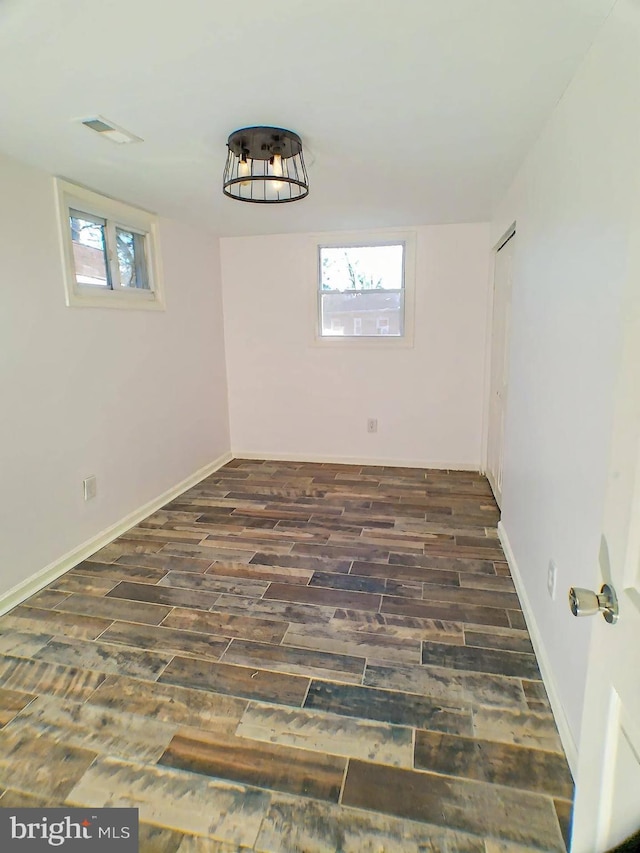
[{"xmin": 0, "ymin": 0, "xmax": 614, "ymax": 236}]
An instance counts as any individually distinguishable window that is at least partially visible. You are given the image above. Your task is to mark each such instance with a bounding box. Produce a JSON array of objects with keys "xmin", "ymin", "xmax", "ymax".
[
  {"xmin": 316, "ymin": 232, "xmax": 415, "ymax": 343},
  {"xmin": 55, "ymin": 179, "xmax": 164, "ymax": 309}
]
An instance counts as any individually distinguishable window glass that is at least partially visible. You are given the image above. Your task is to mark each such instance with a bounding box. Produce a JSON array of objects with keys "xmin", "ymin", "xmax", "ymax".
[
  {"xmin": 320, "ymin": 245, "xmax": 403, "ymax": 292},
  {"xmin": 116, "ymin": 228, "xmax": 149, "ymax": 289},
  {"xmin": 320, "ymin": 291, "xmax": 403, "ymax": 337},
  {"xmin": 69, "ymin": 210, "xmax": 110, "ymax": 288}
]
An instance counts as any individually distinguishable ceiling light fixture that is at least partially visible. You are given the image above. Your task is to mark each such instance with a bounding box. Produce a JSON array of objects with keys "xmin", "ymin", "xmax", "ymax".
[{"xmin": 223, "ymin": 126, "xmax": 309, "ymax": 203}]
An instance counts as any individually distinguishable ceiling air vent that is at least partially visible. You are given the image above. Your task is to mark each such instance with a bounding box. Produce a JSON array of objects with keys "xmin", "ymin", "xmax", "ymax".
[{"xmin": 80, "ymin": 116, "xmax": 143, "ymax": 145}]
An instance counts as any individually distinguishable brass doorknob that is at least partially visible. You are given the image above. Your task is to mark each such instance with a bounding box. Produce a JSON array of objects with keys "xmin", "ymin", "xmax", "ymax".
[{"xmin": 568, "ymin": 583, "xmax": 618, "ymax": 624}]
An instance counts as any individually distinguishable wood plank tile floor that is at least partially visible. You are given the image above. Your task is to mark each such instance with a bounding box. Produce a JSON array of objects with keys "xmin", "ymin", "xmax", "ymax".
[{"xmin": 0, "ymin": 460, "xmax": 573, "ymax": 852}]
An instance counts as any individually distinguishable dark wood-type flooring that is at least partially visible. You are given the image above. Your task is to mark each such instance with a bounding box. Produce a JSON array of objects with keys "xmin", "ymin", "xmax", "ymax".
[{"xmin": 0, "ymin": 460, "xmax": 573, "ymax": 851}]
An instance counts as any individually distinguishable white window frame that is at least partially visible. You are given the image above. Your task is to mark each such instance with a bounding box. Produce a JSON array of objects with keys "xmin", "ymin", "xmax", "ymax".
[
  {"xmin": 313, "ymin": 229, "xmax": 416, "ymax": 347},
  {"xmin": 54, "ymin": 178, "xmax": 165, "ymax": 310}
]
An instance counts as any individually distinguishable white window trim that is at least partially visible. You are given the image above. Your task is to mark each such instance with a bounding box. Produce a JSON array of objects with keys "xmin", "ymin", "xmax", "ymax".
[
  {"xmin": 54, "ymin": 178, "xmax": 165, "ymax": 310},
  {"xmin": 311, "ymin": 229, "xmax": 416, "ymax": 348}
]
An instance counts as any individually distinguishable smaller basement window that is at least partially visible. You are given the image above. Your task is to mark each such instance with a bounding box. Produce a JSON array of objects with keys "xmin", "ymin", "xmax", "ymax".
[
  {"xmin": 55, "ymin": 179, "xmax": 164, "ymax": 309},
  {"xmin": 317, "ymin": 232, "xmax": 415, "ymax": 343}
]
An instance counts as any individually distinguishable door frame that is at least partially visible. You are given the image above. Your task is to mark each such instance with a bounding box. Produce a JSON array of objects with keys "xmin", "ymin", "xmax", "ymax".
[{"xmin": 481, "ymin": 222, "xmax": 516, "ymax": 490}]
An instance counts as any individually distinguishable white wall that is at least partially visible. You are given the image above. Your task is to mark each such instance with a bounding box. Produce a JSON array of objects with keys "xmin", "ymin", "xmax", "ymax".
[
  {"xmin": 220, "ymin": 224, "xmax": 490, "ymax": 468},
  {"xmin": 0, "ymin": 151, "xmax": 231, "ymax": 600},
  {"xmin": 491, "ymin": 0, "xmax": 640, "ymax": 751}
]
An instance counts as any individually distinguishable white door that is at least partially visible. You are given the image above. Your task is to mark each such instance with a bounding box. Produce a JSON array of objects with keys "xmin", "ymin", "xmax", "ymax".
[
  {"xmin": 570, "ymin": 186, "xmax": 640, "ymax": 851},
  {"xmin": 486, "ymin": 229, "xmax": 515, "ymax": 507}
]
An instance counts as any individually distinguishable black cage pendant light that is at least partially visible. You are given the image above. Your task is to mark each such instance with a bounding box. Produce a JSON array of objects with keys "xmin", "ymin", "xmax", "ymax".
[{"xmin": 223, "ymin": 126, "xmax": 309, "ymax": 203}]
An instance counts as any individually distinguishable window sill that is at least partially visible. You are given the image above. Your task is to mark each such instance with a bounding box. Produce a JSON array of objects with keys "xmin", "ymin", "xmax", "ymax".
[
  {"xmin": 66, "ymin": 290, "xmax": 165, "ymax": 311},
  {"xmin": 311, "ymin": 334, "xmax": 414, "ymax": 349}
]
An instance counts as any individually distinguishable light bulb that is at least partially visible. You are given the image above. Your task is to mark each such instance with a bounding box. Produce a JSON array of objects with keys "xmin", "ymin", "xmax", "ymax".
[
  {"xmin": 270, "ymin": 153, "xmax": 283, "ymax": 192},
  {"xmin": 238, "ymin": 158, "xmax": 251, "ymax": 187},
  {"xmin": 272, "ymin": 153, "xmax": 283, "ymax": 177}
]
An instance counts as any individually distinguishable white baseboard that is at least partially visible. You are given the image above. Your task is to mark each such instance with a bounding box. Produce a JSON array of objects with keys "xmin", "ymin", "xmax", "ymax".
[
  {"xmin": 498, "ymin": 520, "xmax": 578, "ymax": 776},
  {"xmin": 0, "ymin": 450, "xmax": 233, "ymax": 617},
  {"xmin": 232, "ymin": 450, "xmax": 480, "ymax": 472}
]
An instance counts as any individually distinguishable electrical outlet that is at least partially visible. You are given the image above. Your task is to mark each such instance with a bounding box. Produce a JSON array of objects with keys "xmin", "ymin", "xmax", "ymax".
[
  {"xmin": 547, "ymin": 559, "xmax": 557, "ymax": 600},
  {"xmin": 367, "ymin": 418, "xmax": 378, "ymax": 434},
  {"xmin": 83, "ymin": 475, "xmax": 97, "ymax": 501}
]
